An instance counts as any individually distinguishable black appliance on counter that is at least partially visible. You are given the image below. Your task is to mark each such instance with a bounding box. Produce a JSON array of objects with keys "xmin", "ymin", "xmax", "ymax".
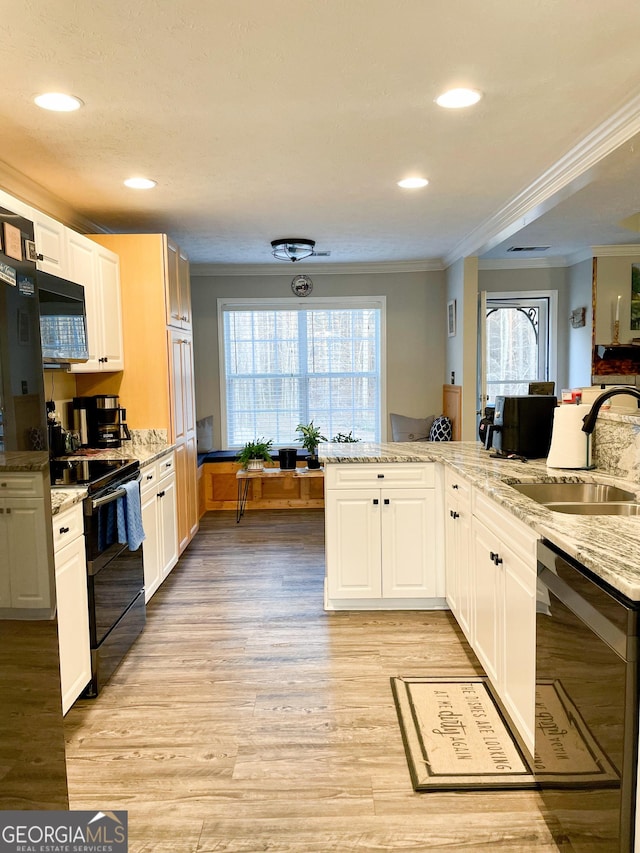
[
  {"xmin": 73, "ymin": 394, "xmax": 132, "ymax": 449},
  {"xmin": 490, "ymin": 394, "xmax": 557, "ymax": 458},
  {"xmin": 51, "ymin": 457, "xmax": 146, "ymax": 696},
  {"xmin": 536, "ymin": 541, "xmax": 639, "ymax": 851}
]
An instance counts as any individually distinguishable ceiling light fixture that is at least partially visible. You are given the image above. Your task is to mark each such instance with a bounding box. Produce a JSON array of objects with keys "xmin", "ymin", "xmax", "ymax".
[
  {"xmin": 124, "ymin": 177, "xmax": 157, "ymax": 189},
  {"xmin": 435, "ymin": 88, "xmax": 482, "ymax": 109},
  {"xmin": 271, "ymin": 238, "xmax": 316, "ymax": 262},
  {"xmin": 34, "ymin": 92, "xmax": 83, "ymax": 112},
  {"xmin": 398, "ymin": 177, "xmax": 429, "ymax": 189}
]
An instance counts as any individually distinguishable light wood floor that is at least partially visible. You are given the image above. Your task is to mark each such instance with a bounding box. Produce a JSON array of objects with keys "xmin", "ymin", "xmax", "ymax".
[{"xmin": 64, "ymin": 510, "xmax": 566, "ymax": 853}]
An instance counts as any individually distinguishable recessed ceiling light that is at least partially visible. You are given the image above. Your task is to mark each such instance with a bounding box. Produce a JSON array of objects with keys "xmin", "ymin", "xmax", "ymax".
[
  {"xmin": 34, "ymin": 92, "xmax": 83, "ymax": 112},
  {"xmin": 124, "ymin": 177, "xmax": 157, "ymax": 190},
  {"xmin": 435, "ymin": 88, "xmax": 482, "ymax": 109},
  {"xmin": 398, "ymin": 177, "xmax": 429, "ymax": 189}
]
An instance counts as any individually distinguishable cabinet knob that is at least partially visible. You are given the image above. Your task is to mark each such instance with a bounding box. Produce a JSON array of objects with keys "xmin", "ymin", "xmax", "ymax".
[
  {"xmin": 59, "ymin": 525, "xmax": 70, "ymax": 534},
  {"xmin": 452, "ymin": 484, "xmax": 459, "ymax": 490},
  {"xmin": 146, "ymin": 474, "xmax": 153, "ymax": 480},
  {"xmin": 157, "ymin": 490, "xmax": 165, "ymax": 498},
  {"xmin": 377, "ymin": 474, "xmax": 384, "ymax": 479},
  {"xmin": 490, "ymin": 551, "xmax": 503, "ymax": 565},
  {"xmin": 373, "ymin": 498, "xmax": 379, "ymax": 505},
  {"xmin": 0, "ymin": 482, "xmax": 6, "ymax": 488},
  {"xmin": 384, "ymin": 498, "xmax": 390, "ymax": 505},
  {"xmin": 450, "ymin": 510, "xmax": 459, "ymax": 519}
]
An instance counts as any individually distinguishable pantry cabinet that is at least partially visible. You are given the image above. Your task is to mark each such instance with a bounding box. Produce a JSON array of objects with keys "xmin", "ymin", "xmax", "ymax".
[
  {"xmin": 52, "ymin": 503, "xmax": 91, "ymax": 714},
  {"xmin": 68, "ymin": 232, "xmax": 124, "ymax": 372},
  {"xmin": 80, "ymin": 233, "xmax": 198, "ymax": 554},
  {"xmin": 140, "ymin": 452, "xmax": 178, "ymax": 602},
  {"xmin": 443, "ymin": 468, "xmax": 473, "ymax": 643},
  {"xmin": 471, "ymin": 490, "xmax": 538, "ymax": 755},
  {"xmin": 324, "ymin": 463, "xmax": 444, "ymax": 609},
  {"xmin": 0, "ymin": 472, "xmax": 53, "ymax": 614}
]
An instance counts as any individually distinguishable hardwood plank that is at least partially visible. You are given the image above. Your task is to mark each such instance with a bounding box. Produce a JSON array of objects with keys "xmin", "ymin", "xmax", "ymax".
[{"xmin": 64, "ymin": 510, "xmax": 564, "ymax": 853}]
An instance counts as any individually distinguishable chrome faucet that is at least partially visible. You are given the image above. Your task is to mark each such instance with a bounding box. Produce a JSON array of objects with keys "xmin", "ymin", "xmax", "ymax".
[{"xmin": 582, "ymin": 387, "xmax": 640, "ymax": 434}]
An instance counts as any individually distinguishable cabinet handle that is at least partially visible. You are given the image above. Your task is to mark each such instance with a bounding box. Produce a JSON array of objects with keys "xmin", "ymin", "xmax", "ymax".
[
  {"xmin": 377, "ymin": 474, "xmax": 384, "ymax": 479},
  {"xmin": 450, "ymin": 510, "xmax": 459, "ymax": 519},
  {"xmin": 452, "ymin": 484, "xmax": 459, "ymax": 490},
  {"xmin": 383, "ymin": 498, "xmax": 390, "ymax": 505},
  {"xmin": 490, "ymin": 551, "xmax": 503, "ymax": 566},
  {"xmin": 5, "ymin": 508, "xmax": 10, "ymax": 514},
  {"xmin": 146, "ymin": 474, "xmax": 153, "ymax": 480},
  {"xmin": 0, "ymin": 482, "xmax": 6, "ymax": 488},
  {"xmin": 157, "ymin": 490, "xmax": 165, "ymax": 498},
  {"xmin": 164, "ymin": 461, "xmax": 172, "ymax": 468},
  {"xmin": 373, "ymin": 498, "xmax": 379, "ymax": 505},
  {"xmin": 59, "ymin": 525, "xmax": 70, "ymax": 534}
]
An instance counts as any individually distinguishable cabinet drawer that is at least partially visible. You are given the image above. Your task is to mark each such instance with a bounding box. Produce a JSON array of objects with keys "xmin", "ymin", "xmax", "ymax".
[
  {"xmin": 157, "ymin": 452, "xmax": 176, "ymax": 480},
  {"xmin": 444, "ymin": 468, "xmax": 471, "ymax": 504},
  {"xmin": 0, "ymin": 473, "xmax": 44, "ymax": 498},
  {"xmin": 140, "ymin": 462, "xmax": 159, "ymax": 495},
  {"xmin": 325, "ymin": 463, "xmax": 434, "ymax": 490},
  {"xmin": 53, "ymin": 503, "xmax": 84, "ymax": 552},
  {"xmin": 472, "ymin": 490, "xmax": 538, "ymax": 566}
]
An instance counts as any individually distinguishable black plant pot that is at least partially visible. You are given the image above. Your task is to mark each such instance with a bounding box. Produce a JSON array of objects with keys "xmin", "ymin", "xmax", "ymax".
[{"xmin": 306, "ymin": 454, "xmax": 321, "ymax": 470}]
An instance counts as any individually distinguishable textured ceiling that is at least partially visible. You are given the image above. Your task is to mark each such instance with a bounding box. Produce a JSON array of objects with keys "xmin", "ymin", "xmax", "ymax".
[{"xmin": 1, "ymin": 1, "xmax": 640, "ymax": 267}]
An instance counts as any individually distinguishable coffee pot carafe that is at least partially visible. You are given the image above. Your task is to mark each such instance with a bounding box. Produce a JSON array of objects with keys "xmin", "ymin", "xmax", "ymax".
[{"xmin": 87, "ymin": 394, "xmax": 131, "ymax": 449}]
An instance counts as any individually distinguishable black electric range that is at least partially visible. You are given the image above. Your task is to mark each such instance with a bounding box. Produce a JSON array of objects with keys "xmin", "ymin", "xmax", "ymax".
[{"xmin": 50, "ymin": 457, "xmax": 140, "ymax": 495}]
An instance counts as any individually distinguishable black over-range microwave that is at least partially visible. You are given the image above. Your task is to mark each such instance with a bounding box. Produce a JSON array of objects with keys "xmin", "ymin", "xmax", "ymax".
[{"xmin": 38, "ymin": 271, "xmax": 89, "ymax": 366}]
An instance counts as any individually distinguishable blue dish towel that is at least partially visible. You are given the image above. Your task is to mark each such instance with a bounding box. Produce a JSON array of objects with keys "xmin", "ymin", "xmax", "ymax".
[{"xmin": 116, "ymin": 480, "xmax": 146, "ymax": 551}]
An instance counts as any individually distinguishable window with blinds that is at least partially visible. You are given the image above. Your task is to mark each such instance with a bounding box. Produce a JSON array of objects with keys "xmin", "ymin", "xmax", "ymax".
[{"xmin": 219, "ymin": 297, "xmax": 385, "ymax": 448}]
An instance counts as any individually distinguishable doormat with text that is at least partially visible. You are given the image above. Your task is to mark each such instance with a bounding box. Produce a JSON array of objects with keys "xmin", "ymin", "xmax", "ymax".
[{"xmin": 391, "ymin": 675, "xmax": 620, "ymax": 792}]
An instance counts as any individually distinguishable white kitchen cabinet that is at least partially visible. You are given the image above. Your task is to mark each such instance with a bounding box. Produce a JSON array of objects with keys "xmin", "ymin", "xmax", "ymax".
[
  {"xmin": 71, "ymin": 238, "xmax": 124, "ymax": 372},
  {"xmin": 0, "ymin": 472, "xmax": 53, "ymax": 613},
  {"xmin": 324, "ymin": 463, "xmax": 444, "ymax": 610},
  {"xmin": 33, "ymin": 210, "xmax": 67, "ymax": 277},
  {"xmin": 53, "ymin": 503, "xmax": 91, "ymax": 715},
  {"xmin": 471, "ymin": 491, "xmax": 538, "ymax": 756},
  {"xmin": 141, "ymin": 452, "xmax": 178, "ymax": 602},
  {"xmin": 443, "ymin": 468, "xmax": 472, "ymax": 642},
  {"xmin": 169, "ymin": 329, "xmax": 198, "ymax": 551}
]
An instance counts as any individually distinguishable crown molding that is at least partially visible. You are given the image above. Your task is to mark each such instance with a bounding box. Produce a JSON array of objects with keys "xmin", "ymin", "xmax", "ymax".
[
  {"xmin": 0, "ymin": 159, "xmax": 101, "ymax": 233},
  {"xmin": 592, "ymin": 243, "xmax": 640, "ymax": 257},
  {"xmin": 444, "ymin": 92, "xmax": 640, "ymax": 268},
  {"xmin": 190, "ymin": 258, "xmax": 446, "ymax": 277},
  {"xmin": 478, "ymin": 247, "xmax": 594, "ymax": 270}
]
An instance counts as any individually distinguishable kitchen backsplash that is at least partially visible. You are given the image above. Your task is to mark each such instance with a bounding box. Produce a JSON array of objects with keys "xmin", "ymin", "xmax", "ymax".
[
  {"xmin": 593, "ymin": 412, "xmax": 640, "ymax": 482},
  {"xmin": 129, "ymin": 429, "xmax": 168, "ymax": 446}
]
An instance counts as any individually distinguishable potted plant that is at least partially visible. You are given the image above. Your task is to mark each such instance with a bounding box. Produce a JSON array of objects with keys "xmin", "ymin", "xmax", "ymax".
[
  {"xmin": 236, "ymin": 437, "xmax": 273, "ymax": 471},
  {"xmin": 331, "ymin": 430, "xmax": 360, "ymax": 443},
  {"xmin": 295, "ymin": 421, "xmax": 327, "ymax": 469}
]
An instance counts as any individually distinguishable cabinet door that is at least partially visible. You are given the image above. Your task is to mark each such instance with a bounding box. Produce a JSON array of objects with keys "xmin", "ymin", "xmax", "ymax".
[
  {"xmin": 177, "ymin": 248, "xmax": 192, "ymax": 329},
  {"xmin": 165, "ymin": 237, "xmax": 181, "ymax": 328},
  {"xmin": 55, "ymin": 535, "xmax": 91, "ymax": 714},
  {"xmin": 95, "ymin": 245, "xmax": 124, "ymax": 370},
  {"xmin": 444, "ymin": 493, "xmax": 459, "ymax": 616},
  {"xmin": 67, "ymin": 232, "xmax": 101, "ymax": 369},
  {"xmin": 502, "ymin": 545, "xmax": 536, "ymax": 751},
  {"xmin": 169, "ymin": 330, "xmax": 186, "ymax": 443},
  {"xmin": 471, "ymin": 517, "xmax": 501, "ymax": 685},
  {"xmin": 141, "ymin": 484, "xmax": 162, "ymax": 602},
  {"xmin": 381, "ymin": 488, "xmax": 436, "ymax": 598},
  {"xmin": 325, "ymin": 489, "xmax": 382, "ymax": 599},
  {"xmin": 159, "ymin": 472, "xmax": 179, "ymax": 579},
  {"xmin": 0, "ymin": 513, "xmax": 10, "ymax": 607},
  {"xmin": 33, "ymin": 212, "xmax": 67, "ymax": 276},
  {"xmin": 6, "ymin": 499, "xmax": 52, "ymax": 609},
  {"xmin": 455, "ymin": 505, "xmax": 473, "ymax": 641}
]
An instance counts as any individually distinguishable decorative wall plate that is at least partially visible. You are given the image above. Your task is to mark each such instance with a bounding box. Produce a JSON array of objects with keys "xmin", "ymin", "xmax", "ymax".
[{"xmin": 291, "ymin": 274, "xmax": 313, "ymax": 297}]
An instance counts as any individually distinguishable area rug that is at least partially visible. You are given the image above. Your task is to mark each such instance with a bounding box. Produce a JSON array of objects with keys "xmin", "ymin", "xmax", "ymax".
[{"xmin": 391, "ymin": 675, "xmax": 620, "ymax": 792}]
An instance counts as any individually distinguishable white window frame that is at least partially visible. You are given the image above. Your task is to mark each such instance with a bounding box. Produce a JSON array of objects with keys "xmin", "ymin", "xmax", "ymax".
[
  {"xmin": 217, "ymin": 296, "xmax": 387, "ymax": 449},
  {"xmin": 484, "ymin": 290, "xmax": 557, "ymax": 401}
]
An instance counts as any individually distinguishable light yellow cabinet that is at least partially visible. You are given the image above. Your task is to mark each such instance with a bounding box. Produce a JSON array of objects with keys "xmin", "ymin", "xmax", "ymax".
[
  {"xmin": 52, "ymin": 503, "xmax": 91, "ymax": 714},
  {"xmin": 166, "ymin": 240, "xmax": 192, "ymax": 329}
]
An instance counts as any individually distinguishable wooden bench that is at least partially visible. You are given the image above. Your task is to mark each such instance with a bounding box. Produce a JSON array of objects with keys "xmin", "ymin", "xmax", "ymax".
[{"xmin": 200, "ymin": 461, "xmax": 325, "ymax": 514}]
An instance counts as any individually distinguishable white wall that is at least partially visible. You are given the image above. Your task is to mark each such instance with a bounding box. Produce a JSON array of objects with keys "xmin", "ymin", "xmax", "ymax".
[
  {"xmin": 191, "ymin": 269, "xmax": 446, "ymax": 449},
  {"xmin": 567, "ymin": 258, "xmax": 593, "ymax": 388},
  {"xmin": 446, "ymin": 258, "xmax": 478, "ymax": 441}
]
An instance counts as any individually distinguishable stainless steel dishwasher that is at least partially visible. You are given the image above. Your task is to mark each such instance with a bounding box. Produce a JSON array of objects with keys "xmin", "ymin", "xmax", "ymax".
[{"xmin": 536, "ymin": 540, "xmax": 639, "ymax": 852}]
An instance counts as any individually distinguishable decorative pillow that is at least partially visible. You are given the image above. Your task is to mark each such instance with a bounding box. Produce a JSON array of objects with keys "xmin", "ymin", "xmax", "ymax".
[
  {"xmin": 390, "ymin": 413, "xmax": 435, "ymax": 442},
  {"xmin": 429, "ymin": 415, "xmax": 452, "ymax": 442}
]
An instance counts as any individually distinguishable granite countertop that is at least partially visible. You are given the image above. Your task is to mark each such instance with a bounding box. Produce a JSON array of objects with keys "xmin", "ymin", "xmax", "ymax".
[
  {"xmin": 50, "ymin": 442, "xmax": 176, "ymax": 516},
  {"xmin": 319, "ymin": 440, "xmax": 640, "ymax": 601},
  {"xmin": 0, "ymin": 451, "xmax": 51, "ymax": 472}
]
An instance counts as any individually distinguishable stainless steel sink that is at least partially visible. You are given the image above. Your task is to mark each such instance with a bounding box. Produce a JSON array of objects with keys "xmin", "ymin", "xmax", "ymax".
[
  {"xmin": 511, "ymin": 482, "xmax": 636, "ymax": 504},
  {"xmin": 544, "ymin": 502, "xmax": 640, "ymax": 516}
]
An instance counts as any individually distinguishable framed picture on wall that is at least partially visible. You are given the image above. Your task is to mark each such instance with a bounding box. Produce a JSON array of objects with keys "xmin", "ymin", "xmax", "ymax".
[{"xmin": 447, "ymin": 300, "xmax": 456, "ymax": 337}]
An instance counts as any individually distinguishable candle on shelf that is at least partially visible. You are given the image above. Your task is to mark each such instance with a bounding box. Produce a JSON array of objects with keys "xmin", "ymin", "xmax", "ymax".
[{"xmin": 616, "ymin": 294, "xmax": 621, "ymax": 322}]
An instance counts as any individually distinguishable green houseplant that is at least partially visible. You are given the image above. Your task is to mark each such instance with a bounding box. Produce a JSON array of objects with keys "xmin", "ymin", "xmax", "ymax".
[
  {"xmin": 295, "ymin": 422, "xmax": 327, "ymax": 469},
  {"xmin": 236, "ymin": 437, "xmax": 274, "ymax": 471},
  {"xmin": 331, "ymin": 430, "xmax": 360, "ymax": 443}
]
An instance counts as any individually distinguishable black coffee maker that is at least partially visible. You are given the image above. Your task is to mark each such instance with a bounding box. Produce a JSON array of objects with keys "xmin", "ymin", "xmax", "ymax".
[{"xmin": 87, "ymin": 394, "xmax": 131, "ymax": 449}]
